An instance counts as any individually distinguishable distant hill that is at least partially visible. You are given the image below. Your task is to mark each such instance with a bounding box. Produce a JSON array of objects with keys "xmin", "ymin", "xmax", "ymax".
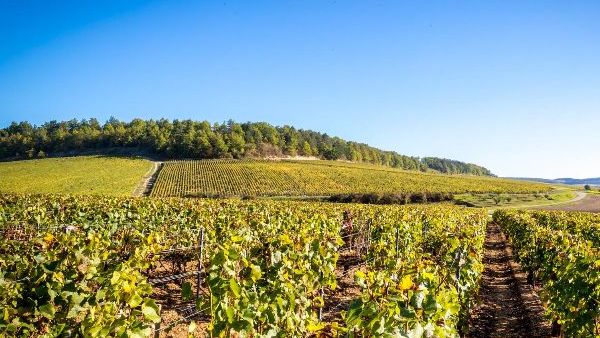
[
  {"xmin": 0, "ymin": 118, "xmax": 493, "ymax": 176},
  {"xmin": 510, "ymin": 177, "xmax": 600, "ymax": 186}
]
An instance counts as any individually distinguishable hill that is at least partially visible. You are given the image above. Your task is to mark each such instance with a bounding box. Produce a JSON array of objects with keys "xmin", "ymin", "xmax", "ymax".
[
  {"xmin": 150, "ymin": 159, "xmax": 548, "ymax": 198},
  {"xmin": 0, "ymin": 156, "xmax": 152, "ymax": 196},
  {"xmin": 1, "ymin": 118, "xmax": 492, "ymax": 176},
  {"xmin": 553, "ymin": 177, "xmax": 600, "ymax": 185},
  {"xmin": 511, "ymin": 177, "xmax": 600, "ymax": 186}
]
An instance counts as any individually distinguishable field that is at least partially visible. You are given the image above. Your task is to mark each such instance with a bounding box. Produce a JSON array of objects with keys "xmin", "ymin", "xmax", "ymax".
[
  {"xmin": 0, "ymin": 156, "xmax": 152, "ymax": 196},
  {"xmin": 151, "ymin": 159, "xmax": 549, "ymax": 197},
  {"xmin": 0, "ymin": 157, "xmax": 597, "ymax": 337},
  {"xmin": 454, "ymin": 189, "xmax": 577, "ymax": 209},
  {"xmin": 0, "ymin": 194, "xmax": 487, "ymax": 337}
]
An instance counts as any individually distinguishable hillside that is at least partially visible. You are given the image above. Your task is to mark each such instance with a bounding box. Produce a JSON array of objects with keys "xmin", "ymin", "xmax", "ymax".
[
  {"xmin": 150, "ymin": 159, "xmax": 548, "ymax": 198},
  {"xmin": 1, "ymin": 118, "xmax": 492, "ymax": 176},
  {"xmin": 0, "ymin": 156, "xmax": 152, "ymax": 196}
]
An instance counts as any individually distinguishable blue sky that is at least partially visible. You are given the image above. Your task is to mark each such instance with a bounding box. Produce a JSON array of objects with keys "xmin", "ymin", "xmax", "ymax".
[{"xmin": 1, "ymin": 1, "xmax": 599, "ymax": 178}]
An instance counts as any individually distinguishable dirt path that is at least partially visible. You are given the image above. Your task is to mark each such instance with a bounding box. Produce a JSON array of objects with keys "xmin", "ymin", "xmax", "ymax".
[
  {"xmin": 534, "ymin": 192, "xmax": 600, "ymax": 213},
  {"xmin": 132, "ymin": 161, "xmax": 163, "ymax": 196},
  {"xmin": 468, "ymin": 223, "xmax": 551, "ymax": 338}
]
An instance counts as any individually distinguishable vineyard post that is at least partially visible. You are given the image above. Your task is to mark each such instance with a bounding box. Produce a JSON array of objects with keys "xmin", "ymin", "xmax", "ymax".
[
  {"xmin": 318, "ymin": 271, "xmax": 324, "ymax": 321},
  {"xmin": 528, "ymin": 232, "xmax": 537, "ymax": 286},
  {"xmin": 154, "ymin": 304, "xmax": 162, "ymax": 338},
  {"xmin": 365, "ymin": 219, "xmax": 372, "ymax": 259},
  {"xmin": 196, "ymin": 227, "xmax": 205, "ymax": 299},
  {"xmin": 455, "ymin": 250, "xmax": 462, "ymax": 303},
  {"xmin": 395, "ymin": 227, "xmax": 399, "ymax": 259}
]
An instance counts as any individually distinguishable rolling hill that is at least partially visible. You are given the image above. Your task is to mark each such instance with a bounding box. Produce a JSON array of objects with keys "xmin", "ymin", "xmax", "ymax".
[
  {"xmin": 150, "ymin": 159, "xmax": 549, "ymax": 198},
  {"xmin": 0, "ymin": 119, "xmax": 552, "ymax": 198},
  {"xmin": 0, "ymin": 156, "xmax": 548, "ymax": 198},
  {"xmin": 1, "ymin": 118, "xmax": 492, "ymax": 176}
]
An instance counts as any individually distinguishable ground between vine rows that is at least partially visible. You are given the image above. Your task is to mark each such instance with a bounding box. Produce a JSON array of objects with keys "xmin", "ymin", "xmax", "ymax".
[
  {"xmin": 467, "ymin": 223, "xmax": 552, "ymax": 338},
  {"xmin": 153, "ymin": 222, "xmax": 556, "ymax": 337}
]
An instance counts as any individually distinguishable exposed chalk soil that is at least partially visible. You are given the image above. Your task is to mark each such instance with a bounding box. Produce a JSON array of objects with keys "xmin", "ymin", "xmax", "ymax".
[{"xmin": 133, "ymin": 161, "xmax": 163, "ymax": 196}]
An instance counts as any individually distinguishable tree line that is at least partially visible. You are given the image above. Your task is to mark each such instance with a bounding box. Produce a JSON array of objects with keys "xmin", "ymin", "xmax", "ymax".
[{"xmin": 0, "ymin": 118, "xmax": 493, "ymax": 176}]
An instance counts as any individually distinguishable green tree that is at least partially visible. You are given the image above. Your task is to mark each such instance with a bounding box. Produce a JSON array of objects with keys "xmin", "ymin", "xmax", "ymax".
[{"xmin": 300, "ymin": 141, "xmax": 312, "ymax": 156}]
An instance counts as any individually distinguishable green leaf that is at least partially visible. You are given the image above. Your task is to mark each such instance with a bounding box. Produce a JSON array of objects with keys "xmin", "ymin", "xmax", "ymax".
[
  {"xmin": 226, "ymin": 306, "xmax": 234, "ymax": 323},
  {"xmin": 39, "ymin": 303, "xmax": 55, "ymax": 319},
  {"xmin": 127, "ymin": 293, "xmax": 144, "ymax": 308},
  {"xmin": 142, "ymin": 299, "xmax": 161, "ymax": 323},
  {"xmin": 374, "ymin": 316, "xmax": 385, "ymax": 334},
  {"xmin": 96, "ymin": 288, "xmax": 107, "ymax": 301},
  {"xmin": 67, "ymin": 304, "xmax": 84, "ymax": 319},
  {"xmin": 181, "ymin": 282, "xmax": 193, "ymax": 301},
  {"xmin": 227, "ymin": 248, "xmax": 239, "ymax": 260},
  {"xmin": 229, "ymin": 278, "xmax": 241, "ymax": 297},
  {"xmin": 88, "ymin": 325, "xmax": 103, "ymax": 337},
  {"xmin": 423, "ymin": 294, "xmax": 438, "ymax": 313},
  {"xmin": 345, "ymin": 299, "xmax": 363, "ymax": 324},
  {"xmin": 250, "ymin": 265, "xmax": 262, "ymax": 282},
  {"xmin": 69, "ymin": 292, "xmax": 85, "ymax": 307},
  {"xmin": 354, "ymin": 271, "xmax": 367, "ymax": 288},
  {"xmin": 110, "ymin": 271, "xmax": 121, "ymax": 285},
  {"xmin": 127, "ymin": 327, "xmax": 152, "ymax": 338},
  {"xmin": 46, "ymin": 283, "xmax": 57, "ymax": 302}
]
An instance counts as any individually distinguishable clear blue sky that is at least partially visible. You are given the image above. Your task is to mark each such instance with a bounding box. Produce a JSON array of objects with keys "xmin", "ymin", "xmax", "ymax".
[{"xmin": 1, "ymin": 1, "xmax": 599, "ymax": 178}]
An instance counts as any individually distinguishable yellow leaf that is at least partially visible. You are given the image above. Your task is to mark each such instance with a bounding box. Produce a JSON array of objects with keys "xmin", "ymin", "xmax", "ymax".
[
  {"xmin": 399, "ymin": 275, "xmax": 413, "ymax": 291},
  {"xmin": 43, "ymin": 233, "xmax": 54, "ymax": 244},
  {"xmin": 307, "ymin": 322, "xmax": 325, "ymax": 332},
  {"xmin": 123, "ymin": 282, "xmax": 134, "ymax": 293},
  {"xmin": 278, "ymin": 234, "xmax": 292, "ymax": 245},
  {"xmin": 188, "ymin": 321, "xmax": 197, "ymax": 333}
]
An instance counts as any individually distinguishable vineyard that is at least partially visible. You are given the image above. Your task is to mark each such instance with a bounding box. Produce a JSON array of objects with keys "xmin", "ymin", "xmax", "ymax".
[
  {"xmin": 493, "ymin": 209, "xmax": 600, "ymax": 336},
  {"xmin": 3, "ymin": 193, "xmax": 599, "ymax": 337},
  {"xmin": 0, "ymin": 156, "xmax": 152, "ymax": 196},
  {"xmin": 150, "ymin": 159, "xmax": 549, "ymax": 197},
  {"xmin": 1, "ymin": 194, "xmax": 487, "ymax": 337}
]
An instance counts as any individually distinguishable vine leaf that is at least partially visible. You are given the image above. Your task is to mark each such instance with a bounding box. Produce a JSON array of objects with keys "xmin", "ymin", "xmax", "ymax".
[{"xmin": 142, "ymin": 299, "xmax": 161, "ymax": 323}]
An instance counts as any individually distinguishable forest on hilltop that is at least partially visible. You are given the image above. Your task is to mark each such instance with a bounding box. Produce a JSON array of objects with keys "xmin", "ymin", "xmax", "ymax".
[{"xmin": 0, "ymin": 118, "xmax": 493, "ymax": 176}]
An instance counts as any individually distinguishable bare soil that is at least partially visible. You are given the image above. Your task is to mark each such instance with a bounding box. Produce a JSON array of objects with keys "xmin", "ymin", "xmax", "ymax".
[
  {"xmin": 148, "ymin": 257, "xmax": 209, "ymax": 337},
  {"xmin": 322, "ymin": 249, "xmax": 364, "ymax": 322},
  {"xmin": 468, "ymin": 223, "xmax": 552, "ymax": 338},
  {"xmin": 534, "ymin": 193, "xmax": 600, "ymax": 213},
  {"xmin": 133, "ymin": 161, "xmax": 163, "ymax": 196}
]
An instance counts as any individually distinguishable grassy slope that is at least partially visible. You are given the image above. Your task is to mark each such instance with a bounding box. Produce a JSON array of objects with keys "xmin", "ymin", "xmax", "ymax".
[
  {"xmin": 455, "ymin": 189, "xmax": 577, "ymax": 209},
  {"xmin": 151, "ymin": 159, "xmax": 549, "ymax": 197},
  {"xmin": 0, "ymin": 156, "xmax": 152, "ymax": 196}
]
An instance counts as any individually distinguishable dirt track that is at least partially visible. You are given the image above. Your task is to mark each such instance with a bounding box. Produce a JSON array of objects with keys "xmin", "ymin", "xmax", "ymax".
[
  {"xmin": 468, "ymin": 223, "xmax": 551, "ymax": 338},
  {"xmin": 534, "ymin": 193, "xmax": 600, "ymax": 213},
  {"xmin": 132, "ymin": 161, "xmax": 163, "ymax": 196}
]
